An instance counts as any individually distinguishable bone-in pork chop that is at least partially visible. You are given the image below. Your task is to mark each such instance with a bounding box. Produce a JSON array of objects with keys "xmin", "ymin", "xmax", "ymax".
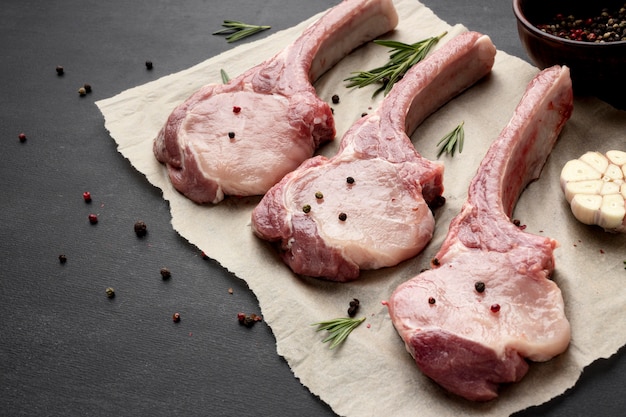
[
  {"xmin": 251, "ymin": 32, "xmax": 497, "ymax": 281},
  {"xmin": 153, "ymin": 0, "xmax": 399, "ymax": 204},
  {"xmin": 387, "ymin": 65, "xmax": 573, "ymax": 401}
]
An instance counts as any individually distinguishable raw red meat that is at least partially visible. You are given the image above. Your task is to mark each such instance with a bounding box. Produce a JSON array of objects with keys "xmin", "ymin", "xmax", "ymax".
[
  {"xmin": 387, "ymin": 65, "xmax": 573, "ymax": 401},
  {"xmin": 251, "ymin": 32, "xmax": 497, "ymax": 281},
  {"xmin": 153, "ymin": 0, "xmax": 399, "ymax": 204}
]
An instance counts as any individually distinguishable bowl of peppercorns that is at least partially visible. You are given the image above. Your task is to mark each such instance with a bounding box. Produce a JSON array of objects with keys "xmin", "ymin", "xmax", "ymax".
[{"xmin": 513, "ymin": 0, "xmax": 626, "ymax": 108}]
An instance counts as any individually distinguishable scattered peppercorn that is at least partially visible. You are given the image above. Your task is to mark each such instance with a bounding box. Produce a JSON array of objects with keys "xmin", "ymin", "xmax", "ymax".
[
  {"xmin": 160, "ymin": 267, "xmax": 171, "ymax": 280},
  {"xmin": 172, "ymin": 312, "xmax": 181, "ymax": 322},
  {"xmin": 346, "ymin": 176, "xmax": 355, "ymax": 184},
  {"xmin": 145, "ymin": 60, "xmax": 153, "ymax": 70},
  {"xmin": 315, "ymin": 191, "xmax": 324, "ymax": 199},
  {"xmin": 18, "ymin": 133, "xmax": 26, "ymax": 143},
  {"xmin": 474, "ymin": 281, "xmax": 486, "ymax": 293},
  {"xmin": 105, "ymin": 287, "xmax": 115, "ymax": 298},
  {"xmin": 513, "ymin": 219, "xmax": 521, "ymax": 226},
  {"xmin": 490, "ymin": 304, "xmax": 501, "ymax": 313},
  {"xmin": 83, "ymin": 83, "xmax": 92, "ymax": 93},
  {"xmin": 228, "ymin": 288, "xmax": 234, "ymax": 294},
  {"xmin": 83, "ymin": 191, "xmax": 92, "ymax": 203},
  {"xmin": 348, "ymin": 298, "xmax": 360, "ymax": 317},
  {"xmin": 233, "ymin": 106, "xmax": 241, "ymax": 113},
  {"xmin": 134, "ymin": 221, "xmax": 147, "ymax": 237},
  {"xmin": 201, "ymin": 251, "xmax": 209, "ymax": 260},
  {"xmin": 428, "ymin": 297, "xmax": 436, "ymax": 305},
  {"xmin": 88, "ymin": 213, "xmax": 98, "ymax": 224},
  {"xmin": 331, "ymin": 94, "xmax": 340, "ymax": 104},
  {"xmin": 228, "ymin": 131, "xmax": 235, "ymax": 139},
  {"xmin": 58, "ymin": 254, "xmax": 67, "ymax": 264},
  {"xmin": 302, "ymin": 204, "xmax": 311, "ymax": 213},
  {"xmin": 361, "ymin": 112, "xmax": 368, "ymax": 117},
  {"xmin": 432, "ymin": 257, "xmax": 440, "ymax": 266},
  {"xmin": 338, "ymin": 212, "xmax": 347, "ymax": 221},
  {"xmin": 427, "ymin": 195, "xmax": 446, "ymax": 211},
  {"xmin": 78, "ymin": 87, "xmax": 87, "ymax": 96},
  {"xmin": 237, "ymin": 312, "xmax": 262, "ymax": 327},
  {"xmin": 56, "ymin": 65, "xmax": 64, "ymax": 76}
]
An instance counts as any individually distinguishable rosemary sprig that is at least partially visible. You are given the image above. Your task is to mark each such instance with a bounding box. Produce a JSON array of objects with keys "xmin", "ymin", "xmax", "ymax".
[
  {"xmin": 312, "ymin": 316, "xmax": 366, "ymax": 349},
  {"xmin": 220, "ymin": 68, "xmax": 230, "ymax": 84},
  {"xmin": 213, "ymin": 20, "xmax": 271, "ymax": 43},
  {"xmin": 436, "ymin": 121, "xmax": 465, "ymax": 158},
  {"xmin": 344, "ymin": 31, "xmax": 447, "ymax": 97}
]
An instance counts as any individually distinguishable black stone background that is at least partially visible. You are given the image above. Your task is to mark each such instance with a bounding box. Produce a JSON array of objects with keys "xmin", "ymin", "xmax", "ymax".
[{"xmin": 1, "ymin": 0, "xmax": 624, "ymax": 416}]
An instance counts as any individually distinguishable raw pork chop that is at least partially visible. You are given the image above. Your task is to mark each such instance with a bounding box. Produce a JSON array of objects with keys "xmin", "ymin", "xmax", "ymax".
[
  {"xmin": 252, "ymin": 32, "xmax": 497, "ymax": 282},
  {"xmin": 387, "ymin": 65, "xmax": 573, "ymax": 401},
  {"xmin": 153, "ymin": 0, "xmax": 399, "ymax": 204}
]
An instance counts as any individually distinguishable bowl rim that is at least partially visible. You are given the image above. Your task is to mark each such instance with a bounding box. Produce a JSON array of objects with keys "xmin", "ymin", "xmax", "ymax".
[{"xmin": 512, "ymin": 0, "xmax": 626, "ymax": 47}]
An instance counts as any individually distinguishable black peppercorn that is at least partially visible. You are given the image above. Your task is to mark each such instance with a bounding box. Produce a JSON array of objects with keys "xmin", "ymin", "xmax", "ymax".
[
  {"xmin": 338, "ymin": 212, "xmax": 347, "ymax": 221},
  {"xmin": 315, "ymin": 191, "xmax": 323, "ymax": 199},
  {"xmin": 134, "ymin": 221, "xmax": 147, "ymax": 237},
  {"xmin": 475, "ymin": 281, "xmax": 486, "ymax": 293},
  {"xmin": 228, "ymin": 131, "xmax": 235, "ymax": 139},
  {"xmin": 302, "ymin": 204, "xmax": 311, "ymax": 213},
  {"xmin": 331, "ymin": 94, "xmax": 340, "ymax": 104},
  {"xmin": 145, "ymin": 61, "xmax": 153, "ymax": 70},
  {"xmin": 83, "ymin": 83, "xmax": 92, "ymax": 93},
  {"xmin": 105, "ymin": 287, "xmax": 115, "ymax": 298},
  {"xmin": 160, "ymin": 267, "xmax": 172, "ymax": 280},
  {"xmin": 348, "ymin": 298, "xmax": 360, "ymax": 317},
  {"xmin": 346, "ymin": 176, "xmax": 355, "ymax": 184},
  {"xmin": 56, "ymin": 65, "xmax": 64, "ymax": 76},
  {"xmin": 428, "ymin": 297, "xmax": 436, "ymax": 304},
  {"xmin": 172, "ymin": 312, "xmax": 181, "ymax": 322},
  {"xmin": 58, "ymin": 254, "xmax": 67, "ymax": 264}
]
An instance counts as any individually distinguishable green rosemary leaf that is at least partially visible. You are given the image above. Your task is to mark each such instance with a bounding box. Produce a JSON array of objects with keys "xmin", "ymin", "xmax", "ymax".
[
  {"xmin": 213, "ymin": 20, "xmax": 271, "ymax": 43},
  {"xmin": 344, "ymin": 31, "xmax": 447, "ymax": 97},
  {"xmin": 312, "ymin": 316, "xmax": 366, "ymax": 349},
  {"xmin": 220, "ymin": 69, "xmax": 230, "ymax": 84},
  {"xmin": 436, "ymin": 121, "xmax": 465, "ymax": 158}
]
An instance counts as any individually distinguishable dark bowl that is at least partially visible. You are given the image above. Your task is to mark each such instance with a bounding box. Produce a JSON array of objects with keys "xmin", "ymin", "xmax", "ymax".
[{"xmin": 513, "ymin": 0, "xmax": 626, "ymax": 108}]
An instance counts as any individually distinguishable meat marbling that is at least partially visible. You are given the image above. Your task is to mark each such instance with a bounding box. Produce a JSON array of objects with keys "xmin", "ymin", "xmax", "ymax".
[
  {"xmin": 153, "ymin": 0, "xmax": 399, "ymax": 204},
  {"xmin": 251, "ymin": 32, "xmax": 497, "ymax": 281},
  {"xmin": 387, "ymin": 65, "xmax": 573, "ymax": 401}
]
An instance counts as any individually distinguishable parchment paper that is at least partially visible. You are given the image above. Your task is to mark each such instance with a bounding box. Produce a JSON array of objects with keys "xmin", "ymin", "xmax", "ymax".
[{"xmin": 96, "ymin": 1, "xmax": 626, "ymax": 415}]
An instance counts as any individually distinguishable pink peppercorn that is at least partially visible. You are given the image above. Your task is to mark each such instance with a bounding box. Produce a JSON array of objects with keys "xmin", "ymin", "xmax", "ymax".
[
  {"xmin": 88, "ymin": 214, "xmax": 98, "ymax": 224},
  {"xmin": 490, "ymin": 304, "xmax": 501, "ymax": 313},
  {"xmin": 83, "ymin": 191, "xmax": 92, "ymax": 203}
]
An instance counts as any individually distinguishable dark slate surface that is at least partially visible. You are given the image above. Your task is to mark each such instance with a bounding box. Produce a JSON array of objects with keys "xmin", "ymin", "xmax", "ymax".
[{"xmin": 1, "ymin": 0, "xmax": 624, "ymax": 416}]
